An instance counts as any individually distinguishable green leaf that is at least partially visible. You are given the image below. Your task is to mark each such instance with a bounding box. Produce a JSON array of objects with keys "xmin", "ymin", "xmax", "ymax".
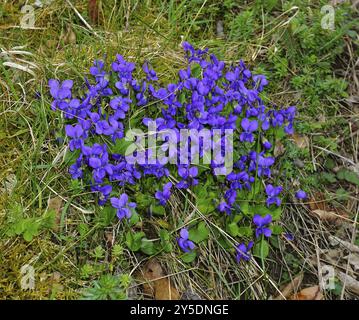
[
  {"xmin": 324, "ymin": 158, "xmax": 336, "ymax": 170},
  {"xmin": 237, "ymin": 226, "xmax": 253, "ymax": 237},
  {"xmin": 92, "ymin": 245, "xmax": 105, "ymax": 259},
  {"xmin": 253, "ymin": 239, "xmax": 269, "ymax": 259},
  {"xmin": 275, "ymin": 127, "xmax": 286, "ymax": 139},
  {"xmin": 217, "ymin": 235, "xmax": 233, "ymax": 250},
  {"xmin": 64, "ymin": 149, "xmax": 80, "ymax": 166},
  {"xmin": 151, "ymin": 205, "xmax": 165, "ymax": 216},
  {"xmin": 23, "ymin": 230, "xmax": 35, "ymax": 242},
  {"xmin": 188, "ymin": 221, "xmax": 209, "ymax": 244},
  {"xmin": 251, "ymin": 181, "xmax": 262, "ymax": 197},
  {"xmin": 271, "ymin": 207, "xmax": 282, "ymax": 221},
  {"xmin": 270, "ymin": 236, "xmax": 280, "ymax": 249},
  {"xmin": 337, "ymin": 169, "xmax": 359, "ymax": 186},
  {"xmin": 159, "ymin": 229, "xmax": 172, "ymax": 253},
  {"xmin": 125, "ymin": 231, "xmax": 145, "ymax": 251},
  {"xmin": 336, "ymin": 187, "xmax": 349, "ymax": 201},
  {"xmin": 233, "ymin": 214, "xmax": 242, "ymax": 223},
  {"xmin": 227, "ymin": 222, "xmax": 239, "ymax": 237},
  {"xmin": 141, "ymin": 238, "xmax": 157, "ymax": 255},
  {"xmin": 159, "ymin": 229, "xmax": 170, "ymax": 241},
  {"xmin": 22, "ymin": 220, "xmax": 40, "ymax": 242},
  {"xmin": 14, "ymin": 221, "xmax": 25, "ymax": 235},
  {"xmin": 240, "ymin": 201, "xmax": 250, "ymax": 215},
  {"xmin": 128, "ymin": 210, "xmax": 140, "ymax": 226},
  {"xmin": 41, "ymin": 210, "xmax": 56, "ymax": 229},
  {"xmin": 271, "ymin": 225, "xmax": 284, "ymax": 235},
  {"xmin": 195, "ymin": 183, "xmax": 215, "ymax": 214},
  {"xmin": 191, "ymin": 63, "xmax": 202, "ymax": 78},
  {"xmin": 111, "ymin": 138, "xmax": 133, "ymax": 155},
  {"xmin": 254, "ymin": 204, "xmax": 281, "ymax": 220},
  {"xmin": 197, "ymin": 199, "xmax": 215, "ymax": 214},
  {"xmin": 322, "ymin": 172, "xmax": 337, "ymax": 183},
  {"xmin": 78, "ymin": 223, "xmax": 89, "ymax": 237},
  {"xmin": 136, "ymin": 193, "xmax": 152, "ymax": 207},
  {"xmin": 197, "ymin": 164, "xmax": 211, "ymax": 176},
  {"xmin": 162, "ymin": 242, "xmax": 173, "ymax": 253},
  {"xmin": 96, "ymin": 206, "xmax": 116, "ymax": 226},
  {"xmin": 70, "ymin": 179, "xmax": 81, "ymax": 191},
  {"xmin": 181, "ymin": 251, "xmax": 197, "ymax": 263},
  {"xmin": 178, "ymin": 92, "xmax": 186, "ymax": 104},
  {"xmin": 254, "ymin": 205, "xmax": 270, "ymax": 215}
]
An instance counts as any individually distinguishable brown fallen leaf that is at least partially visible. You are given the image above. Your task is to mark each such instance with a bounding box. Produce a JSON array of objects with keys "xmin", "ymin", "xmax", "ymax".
[
  {"xmin": 274, "ymin": 274, "xmax": 303, "ymax": 300},
  {"xmin": 308, "ymin": 192, "xmax": 348, "ymax": 225},
  {"xmin": 308, "ymin": 192, "xmax": 328, "ymax": 211},
  {"xmin": 88, "ymin": 0, "xmax": 99, "ymax": 24},
  {"xmin": 329, "ymin": 235, "xmax": 359, "ymax": 254},
  {"xmin": 40, "ymin": 271, "xmax": 64, "ymax": 296},
  {"xmin": 290, "ymin": 285, "xmax": 323, "ymax": 300},
  {"xmin": 337, "ymin": 271, "xmax": 359, "ymax": 295},
  {"xmin": 139, "ymin": 259, "xmax": 180, "ymax": 300},
  {"xmin": 312, "ymin": 209, "xmax": 339, "ymax": 223},
  {"xmin": 47, "ymin": 196, "xmax": 63, "ymax": 231},
  {"xmin": 344, "ymin": 255, "xmax": 359, "ymax": 272},
  {"xmin": 291, "ymin": 133, "xmax": 309, "ymax": 149},
  {"xmin": 0, "ymin": 172, "xmax": 17, "ymax": 195},
  {"xmin": 274, "ymin": 140, "xmax": 285, "ymax": 157},
  {"xmin": 105, "ymin": 231, "xmax": 114, "ymax": 249},
  {"xmin": 59, "ymin": 25, "xmax": 77, "ymax": 46}
]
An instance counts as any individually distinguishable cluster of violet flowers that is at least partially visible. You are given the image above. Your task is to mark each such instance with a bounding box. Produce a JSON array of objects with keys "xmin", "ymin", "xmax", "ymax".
[{"xmin": 49, "ymin": 42, "xmax": 299, "ymax": 262}]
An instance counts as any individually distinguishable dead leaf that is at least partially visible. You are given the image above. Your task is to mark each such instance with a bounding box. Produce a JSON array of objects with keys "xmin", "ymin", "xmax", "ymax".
[
  {"xmin": 312, "ymin": 209, "xmax": 339, "ymax": 223},
  {"xmin": 291, "ymin": 133, "xmax": 309, "ymax": 149},
  {"xmin": 337, "ymin": 271, "xmax": 359, "ymax": 295},
  {"xmin": 329, "ymin": 235, "xmax": 359, "ymax": 254},
  {"xmin": 308, "ymin": 192, "xmax": 328, "ymax": 211},
  {"xmin": 50, "ymin": 272, "xmax": 64, "ymax": 295},
  {"xmin": 290, "ymin": 285, "xmax": 323, "ymax": 300},
  {"xmin": 274, "ymin": 274, "xmax": 303, "ymax": 300},
  {"xmin": 216, "ymin": 20, "xmax": 224, "ymax": 38},
  {"xmin": 105, "ymin": 231, "xmax": 114, "ymax": 249},
  {"xmin": 308, "ymin": 192, "xmax": 348, "ymax": 225},
  {"xmin": 60, "ymin": 26, "xmax": 76, "ymax": 45},
  {"xmin": 274, "ymin": 140, "xmax": 285, "ymax": 157},
  {"xmin": 330, "ymin": 0, "xmax": 347, "ymax": 6},
  {"xmin": 47, "ymin": 196, "xmax": 63, "ymax": 231},
  {"xmin": 139, "ymin": 259, "xmax": 180, "ymax": 300},
  {"xmin": 0, "ymin": 172, "xmax": 17, "ymax": 195},
  {"xmin": 88, "ymin": 0, "xmax": 99, "ymax": 24},
  {"xmin": 318, "ymin": 114, "xmax": 326, "ymax": 123},
  {"xmin": 67, "ymin": 28, "xmax": 77, "ymax": 44},
  {"xmin": 326, "ymin": 248, "xmax": 344, "ymax": 259},
  {"xmin": 344, "ymin": 255, "xmax": 359, "ymax": 272}
]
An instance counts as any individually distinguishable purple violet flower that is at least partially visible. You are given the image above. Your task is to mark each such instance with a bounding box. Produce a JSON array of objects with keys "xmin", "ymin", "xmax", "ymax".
[
  {"xmin": 253, "ymin": 214, "xmax": 272, "ymax": 238},
  {"xmin": 110, "ymin": 193, "xmax": 136, "ymax": 220},
  {"xmin": 295, "ymin": 190, "xmax": 307, "ymax": 199},
  {"xmin": 155, "ymin": 182, "xmax": 173, "ymax": 206},
  {"xmin": 177, "ymin": 166, "xmax": 198, "ymax": 189},
  {"xmin": 236, "ymin": 241, "xmax": 254, "ymax": 262},
  {"xmin": 265, "ymin": 184, "xmax": 282, "ymax": 207},
  {"xmin": 65, "ymin": 124, "xmax": 84, "ymax": 151},
  {"xmin": 177, "ymin": 228, "xmax": 195, "ymax": 253},
  {"xmin": 240, "ymin": 118, "xmax": 258, "ymax": 143},
  {"xmin": 49, "ymin": 79, "xmax": 73, "ymax": 100}
]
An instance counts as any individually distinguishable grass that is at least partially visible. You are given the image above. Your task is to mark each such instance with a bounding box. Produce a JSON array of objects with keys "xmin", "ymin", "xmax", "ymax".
[{"xmin": 0, "ymin": 0, "xmax": 358, "ymax": 299}]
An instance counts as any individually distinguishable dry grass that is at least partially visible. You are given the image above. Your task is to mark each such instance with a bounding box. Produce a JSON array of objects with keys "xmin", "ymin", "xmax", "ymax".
[{"xmin": 0, "ymin": 0, "xmax": 358, "ymax": 300}]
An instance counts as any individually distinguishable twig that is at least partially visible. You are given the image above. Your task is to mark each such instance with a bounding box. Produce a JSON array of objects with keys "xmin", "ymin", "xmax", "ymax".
[
  {"xmin": 313, "ymin": 145, "xmax": 357, "ymax": 167},
  {"xmin": 340, "ymin": 206, "xmax": 359, "ymax": 299},
  {"xmin": 65, "ymin": 0, "xmax": 101, "ymax": 38},
  {"xmin": 329, "ymin": 235, "xmax": 359, "ymax": 254}
]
